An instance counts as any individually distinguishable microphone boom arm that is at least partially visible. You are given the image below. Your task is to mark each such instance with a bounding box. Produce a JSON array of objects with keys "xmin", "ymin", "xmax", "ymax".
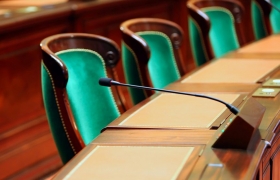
[
  {"xmin": 100, "ymin": 77, "xmax": 239, "ymax": 115},
  {"xmin": 99, "ymin": 77, "xmax": 267, "ymax": 150}
]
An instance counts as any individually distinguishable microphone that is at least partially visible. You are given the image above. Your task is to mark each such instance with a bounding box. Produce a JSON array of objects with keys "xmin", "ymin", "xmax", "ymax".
[
  {"xmin": 99, "ymin": 77, "xmax": 266, "ymax": 150},
  {"xmin": 264, "ymin": 0, "xmax": 280, "ymax": 13},
  {"xmin": 99, "ymin": 77, "xmax": 239, "ymax": 115}
]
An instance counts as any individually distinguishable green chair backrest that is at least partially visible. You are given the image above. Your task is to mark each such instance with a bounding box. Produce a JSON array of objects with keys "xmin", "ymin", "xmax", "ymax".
[
  {"xmin": 42, "ymin": 49, "xmax": 120, "ymax": 163},
  {"xmin": 188, "ymin": 17, "xmax": 209, "ymax": 66},
  {"xmin": 203, "ymin": 7, "xmax": 240, "ymax": 58},
  {"xmin": 139, "ymin": 32, "xmax": 180, "ymax": 89},
  {"xmin": 122, "ymin": 31, "xmax": 180, "ymax": 105},
  {"xmin": 251, "ymin": 0, "xmax": 268, "ymax": 40},
  {"xmin": 270, "ymin": 0, "xmax": 280, "ymax": 33}
]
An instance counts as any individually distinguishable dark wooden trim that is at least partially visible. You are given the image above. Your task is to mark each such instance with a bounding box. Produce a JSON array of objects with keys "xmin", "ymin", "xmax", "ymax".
[
  {"xmin": 187, "ymin": 0, "xmax": 248, "ymax": 60},
  {"xmin": 41, "ymin": 33, "xmax": 127, "ymax": 157},
  {"xmin": 254, "ymin": 0, "xmax": 273, "ymax": 35},
  {"xmin": 121, "ymin": 18, "xmax": 186, "ymax": 95}
]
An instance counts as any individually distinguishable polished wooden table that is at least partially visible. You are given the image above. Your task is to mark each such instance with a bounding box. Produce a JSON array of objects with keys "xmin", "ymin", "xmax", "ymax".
[
  {"xmin": 52, "ymin": 35, "xmax": 280, "ymax": 180},
  {"xmin": 225, "ymin": 34, "xmax": 280, "ymax": 59}
]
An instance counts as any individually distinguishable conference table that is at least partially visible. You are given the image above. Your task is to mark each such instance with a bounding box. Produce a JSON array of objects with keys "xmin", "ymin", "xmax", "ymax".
[
  {"xmin": 53, "ymin": 35, "xmax": 280, "ymax": 180},
  {"xmin": 226, "ymin": 34, "xmax": 280, "ymax": 59}
]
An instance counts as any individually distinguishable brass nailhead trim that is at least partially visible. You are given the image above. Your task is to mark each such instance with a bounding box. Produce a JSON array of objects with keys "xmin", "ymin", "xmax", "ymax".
[{"xmin": 42, "ymin": 62, "xmax": 77, "ymax": 154}]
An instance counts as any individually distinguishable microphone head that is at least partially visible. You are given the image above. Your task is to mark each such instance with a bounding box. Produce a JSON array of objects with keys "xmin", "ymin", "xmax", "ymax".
[{"xmin": 99, "ymin": 77, "xmax": 112, "ymax": 87}]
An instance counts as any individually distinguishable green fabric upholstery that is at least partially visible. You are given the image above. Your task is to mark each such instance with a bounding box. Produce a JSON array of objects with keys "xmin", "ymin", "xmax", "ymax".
[
  {"xmin": 270, "ymin": 0, "xmax": 280, "ymax": 33},
  {"xmin": 251, "ymin": 1, "xmax": 267, "ymax": 40},
  {"xmin": 57, "ymin": 49, "xmax": 120, "ymax": 144},
  {"xmin": 122, "ymin": 43, "xmax": 147, "ymax": 105},
  {"xmin": 138, "ymin": 32, "xmax": 180, "ymax": 89},
  {"xmin": 188, "ymin": 17, "xmax": 208, "ymax": 66},
  {"xmin": 42, "ymin": 49, "xmax": 120, "ymax": 163},
  {"xmin": 203, "ymin": 7, "xmax": 240, "ymax": 58},
  {"xmin": 122, "ymin": 31, "xmax": 180, "ymax": 105},
  {"xmin": 42, "ymin": 65, "xmax": 74, "ymax": 164}
]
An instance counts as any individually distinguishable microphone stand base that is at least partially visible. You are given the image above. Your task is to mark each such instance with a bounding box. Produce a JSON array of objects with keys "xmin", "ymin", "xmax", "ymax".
[{"xmin": 212, "ymin": 97, "xmax": 265, "ymax": 150}]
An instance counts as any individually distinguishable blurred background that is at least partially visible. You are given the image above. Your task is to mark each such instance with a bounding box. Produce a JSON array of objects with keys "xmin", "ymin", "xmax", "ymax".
[{"xmin": 0, "ymin": 0, "xmax": 254, "ymax": 179}]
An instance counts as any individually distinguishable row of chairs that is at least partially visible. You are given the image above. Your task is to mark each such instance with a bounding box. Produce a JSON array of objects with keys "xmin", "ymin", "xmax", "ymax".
[
  {"xmin": 189, "ymin": 0, "xmax": 280, "ymax": 66},
  {"xmin": 41, "ymin": 18, "xmax": 186, "ymax": 164},
  {"xmin": 41, "ymin": 0, "xmax": 280, "ymax": 164}
]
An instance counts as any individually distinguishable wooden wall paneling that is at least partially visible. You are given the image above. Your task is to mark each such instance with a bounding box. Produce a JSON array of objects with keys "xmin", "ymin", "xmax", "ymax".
[
  {"xmin": 254, "ymin": 170, "xmax": 260, "ymax": 180},
  {"xmin": 260, "ymin": 123, "xmax": 280, "ymax": 180},
  {"xmin": 0, "ymin": 5, "xmax": 73, "ymax": 179},
  {"xmin": 262, "ymin": 164, "xmax": 271, "ymax": 180},
  {"xmin": 0, "ymin": 118, "xmax": 63, "ymax": 178},
  {"xmin": 0, "ymin": 117, "xmax": 48, "ymax": 155},
  {"xmin": 261, "ymin": 148, "xmax": 271, "ymax": 180},
  {"xmin": 0, "ymin": 131, "xmax": 60, "ymax": 179},
  {"xmin": 0, "ymin": 24, "xmax": 72, "ymax": 129},
  {"xmin": 9, "ymin": 154, "xmax": 61, "ymax": 180},
  {"xmin": 271, "ymin": 134, "xmax": 280, "ymax": 179},
  {"xmin": 0, "ymin": 5, "xmax": 73, "ymax": 132}
]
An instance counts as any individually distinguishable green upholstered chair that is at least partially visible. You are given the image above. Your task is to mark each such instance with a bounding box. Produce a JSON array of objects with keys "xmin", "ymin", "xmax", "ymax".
[
  {"xmin": 188, "ymin": 16, "xmax": 210, "ymax": 67},
  {"xmin": 121, "ymin": 18, "xmax": 186, "ymax": 105},
  {"xmin": 41, "ymin": 33, "xmax": 126, "ymax": 164},
  {"xmin": 270, "ymin": 0, "xmax": 280, "ymax": 33},
  {"xmin": 187, "ymin": 0, "xmax": 248, "ymax": 61},
  {"xmin": 252, "ymin": 0, "xmax": 280, "ymax": 35},
  {"xmin": 251, "ymin": 0, "xmax": 271, "ymax": 40}
]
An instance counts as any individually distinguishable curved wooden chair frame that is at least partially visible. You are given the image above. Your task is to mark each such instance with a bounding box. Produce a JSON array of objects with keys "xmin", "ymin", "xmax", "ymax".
[
  {"xmin": 121, "ymin": 18, "xmax": 186, "ymax": 97},
  {"xmin": 187, "ymin": 0, "xmax": 247, "ymax": 60},
  {"xmin": 253, "ymin": 0, "xmax": 273, "ymax": 35},
  {"xmin": 41, "ymin": 33, "xmax": 126, "ymax": 157}
]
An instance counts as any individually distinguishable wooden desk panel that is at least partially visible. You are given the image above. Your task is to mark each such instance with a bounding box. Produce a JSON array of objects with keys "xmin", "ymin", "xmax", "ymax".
[
  {"xmin": 188, "ymin": 141, "xmax": 268, "ymax": 179},
  {"xmin": 54, "ymin": 129, "xmax": 206, "ymax": 179},
  {"xmin": 109, "ymin": 93, "xmax": 241, "ymax": 129},
  {"xmin": 166, "ymin": 81, "xmax": 280, "ymax": 139},
  {"xmin": 181, "ymin": 59, "xmax": 280, "ymax": 84},
  {"xmin": 225, "ymin": 51, "xmax": 280, "ymax": 59},
  {"xmin": 238, "ymin": 35, "xmax": 280, "ymax": 54},
  {"xmin": 256, "ymin": 95, "xmax": 280, "ymax": 132},
  {"xmin": 52, "ymin": 125, "xmax": 280, "ymax": 179},
  {"xmin": 94, "ymin": 129, "xmax": 214, "ymax": 145},
  {"xmin": 224, "ymin": 34, "xmax": 280, "ymax": 59},
  {"xmin": 166, "ymin": 82, "xmax": 260, "ymax": 94},
  {"xmin": 60, "ymin": 145, "xmax": 196, "ymax": 180},
  {"xmin": 52, "ymin": 130, "xmax": 279, "ymax": 179}
]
